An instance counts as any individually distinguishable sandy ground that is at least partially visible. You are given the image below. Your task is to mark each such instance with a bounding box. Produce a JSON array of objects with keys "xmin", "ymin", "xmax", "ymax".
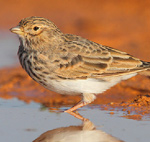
[{"xmin": 1, "ymin": 0, "xmax": 150, "ymax": 120}]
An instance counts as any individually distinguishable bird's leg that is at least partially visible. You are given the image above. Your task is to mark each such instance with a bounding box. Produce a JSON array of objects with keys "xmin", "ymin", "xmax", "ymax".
[
  {"xmin": 65, "ymin": 101, "xmax": 88, "ymax": 113},
  {"xmin": 65, "ymin": 93, "xmax": 96, "ymax": 112}
]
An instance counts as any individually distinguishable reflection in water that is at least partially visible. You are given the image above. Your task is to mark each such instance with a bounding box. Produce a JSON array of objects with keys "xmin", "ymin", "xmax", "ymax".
[{"xmin": 33, "ymin": 112, "xmax": 124, "ymax": 142}]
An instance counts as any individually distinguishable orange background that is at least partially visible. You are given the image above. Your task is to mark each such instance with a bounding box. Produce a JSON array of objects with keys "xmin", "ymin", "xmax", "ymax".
[{"xmin": 0, "ymin": 0, "xmax": 150, "ymax": 61}]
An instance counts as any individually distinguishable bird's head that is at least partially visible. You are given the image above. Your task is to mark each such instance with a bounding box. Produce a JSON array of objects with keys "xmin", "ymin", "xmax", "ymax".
[{"xmin": 10, "ymin": 16, "xmax": 62, "ymax": 49}]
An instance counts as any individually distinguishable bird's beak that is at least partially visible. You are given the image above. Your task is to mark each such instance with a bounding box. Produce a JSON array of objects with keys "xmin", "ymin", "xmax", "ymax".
[{"xmin": 10, "ymin": 26, "xmax": 23, "ymax": 35}]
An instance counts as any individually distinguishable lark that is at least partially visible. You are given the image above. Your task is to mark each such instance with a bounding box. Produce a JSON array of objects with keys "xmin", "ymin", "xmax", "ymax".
[{"xmin": 10, "ymin": 16, "xmax": 150, "ymax": 112}]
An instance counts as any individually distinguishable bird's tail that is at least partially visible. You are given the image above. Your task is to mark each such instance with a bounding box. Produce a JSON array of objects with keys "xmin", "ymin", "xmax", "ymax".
[
  {"xmin": 139, "ymin": 61, "xmax": 150, "ymax": 76},
  {"xmin": 141, "ymin": 61, "xmax": 150, "ymax": 67}
]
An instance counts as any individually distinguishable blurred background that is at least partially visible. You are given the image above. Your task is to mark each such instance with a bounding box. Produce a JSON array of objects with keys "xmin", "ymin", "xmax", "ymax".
[{"xmin": 1, "ymin": 0, "xmax": 150, "ymax": 60}]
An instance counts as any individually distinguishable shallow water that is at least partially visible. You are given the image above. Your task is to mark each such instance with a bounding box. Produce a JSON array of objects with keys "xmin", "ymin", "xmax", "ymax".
[
  {"xmin": 0, "ymin": 33, "xmax": 150, "ymax": 142},
  {"xmin": 0, "ymin": 98, "xmax": 150, "ymax": 142},
  {"xmin": 0, "ymin": 32, "xmax": 19, "ymax": 67}
]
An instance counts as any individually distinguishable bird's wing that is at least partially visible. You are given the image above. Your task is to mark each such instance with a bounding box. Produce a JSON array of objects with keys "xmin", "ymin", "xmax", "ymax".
[{"xmin": 54, "ymin": 34, "xmax": 147, "ymax": 79}]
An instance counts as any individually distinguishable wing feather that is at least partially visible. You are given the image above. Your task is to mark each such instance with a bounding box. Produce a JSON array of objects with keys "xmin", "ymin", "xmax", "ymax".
[{"xmin": 53, "ymin": 34, "xmax": 147, "ymax": 79}]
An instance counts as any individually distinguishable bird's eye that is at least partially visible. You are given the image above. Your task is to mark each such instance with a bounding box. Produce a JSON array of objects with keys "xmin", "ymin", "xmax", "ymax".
[{"xmin": 33, "ymin": 26, "xmax": 39, "ymax": 31}]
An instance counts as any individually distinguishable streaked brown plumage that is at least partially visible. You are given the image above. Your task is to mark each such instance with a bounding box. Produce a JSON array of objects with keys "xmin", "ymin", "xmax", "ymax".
[{"xmin": 10, "ymin": 16, "xmax": 150, "ymax": 112}]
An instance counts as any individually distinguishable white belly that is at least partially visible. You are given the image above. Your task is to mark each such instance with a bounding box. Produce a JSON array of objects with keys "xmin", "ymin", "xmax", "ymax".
[{"xmin": 45, "ymin": 73, "xmax": 137, "ymax": 95}]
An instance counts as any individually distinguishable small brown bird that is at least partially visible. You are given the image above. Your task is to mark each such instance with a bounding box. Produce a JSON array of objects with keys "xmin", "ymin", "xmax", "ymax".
[{"xmin": 10, "ymin": 16, "xmax": 150, "ymax": 112}]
